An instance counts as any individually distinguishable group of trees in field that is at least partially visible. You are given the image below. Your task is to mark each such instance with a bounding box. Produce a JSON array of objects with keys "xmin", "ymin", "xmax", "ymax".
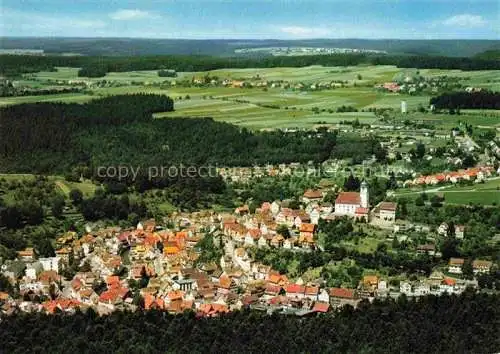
[
  {"xmin": 430, "ymin": 90, "xmax": 500, "ymax": 110},
  {"xmin": 157, "ymin": 69, "xmax": 177, "ymax": 77},
  {"xmin": 0, "ymin": 80, "xmax": 83, "ymax": 97},
  {"xmin": 2, "ymin": 53, "xmax": 499, "ymax": 78},
  {"xmin": 2, "ymin": 292, "xmax": 497, "ymax": 353},
  {"xmin": 0, "ymin": 177, "xmax": 61, "ymax": 229}
]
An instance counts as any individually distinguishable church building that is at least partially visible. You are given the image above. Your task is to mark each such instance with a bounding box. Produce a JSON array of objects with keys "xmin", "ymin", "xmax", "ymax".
[{"xmin": 334, "ymin": 181, "xmax": 369, "ymax": 220}]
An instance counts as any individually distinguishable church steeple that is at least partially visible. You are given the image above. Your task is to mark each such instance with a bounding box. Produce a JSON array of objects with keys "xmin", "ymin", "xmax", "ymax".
[{"xmin": 360, "ymin": 181, "xmax": 369, "ymax": 208}]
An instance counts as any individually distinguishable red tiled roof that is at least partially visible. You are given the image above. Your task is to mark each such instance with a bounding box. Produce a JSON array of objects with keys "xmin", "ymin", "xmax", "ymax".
[
  {"xmin": 300, "ymin": 223, "xmax": 315, "ymax": 233},
  {"xmin": 330, "ymin": 287, "xmax": 356, "ymax": 299},
  {"xmin": 279, "ymin": 208, "xmax": 295, "ymax": 217},
  {"xmin": 312, "ymin": 302, "xmax": 330, "ymax": 313},
  {"xmin": 335, "ymin": 192, "xmax": 361, "ymax": 205},
  {"xmin": 355, "ymin": 207, "xmax": 369, "ymax": 215},
  {"xmin": 167, "ymin": 290, "xmax": 184, "ymax": 301},
  {"xmin": 99, "ymin": 287, "xmax": 129, "ymax": 303},
  {"xmin": 118, "ymin": 231, "xmax": 131, "ymax": 242},
  {"xmin": 144, "ymin": 293, "xmax": 155, "ymax": 310},
  {"xmin": 305, "ymin": 286, "xmax": 319, "ymax": 295},
  {"xmin": 42, "ymin": 299, "xmax": 81, "ymax": 314},
  {"xmin": 71, "ymin": 278, "xmax": 83, "ymax": 291},
  {"xmin": 269, "ymin": 296, "xmax": 289, "ymax": 305},
  {"xmin": 106, "ymin": 275, "xmax": 120, "ymax": 288},
  {"xmin": 268, "ymin": 274, "xmax": 281, "ymax": 284},
  {"xmin": 38, "ymin": 271, "xmax": 60, "ymax": 284},
  {"xmin": 248, "ymin": 228, "xmax": 261, "ymax": 239},
  {"xmin": 198, "ymin": 303, "xmax": 229, "ymax": 317},
  {"xmin": 286, "ymin": 284, "xmax": 305, "ymax": 294},
  {"xmin": 443, "ymin": 277, "xmax": 456, "ymax": 286},
  {"xmin": 265, "ymin": 284, "xmax": 282, "ymax": 295},
  {"xmin": 242, "ymin": 295, "xmax": 259, "ymax": 306},
  {"xmin": 218, "ymin": 275, "xmax": 231, "ymax": 289}
]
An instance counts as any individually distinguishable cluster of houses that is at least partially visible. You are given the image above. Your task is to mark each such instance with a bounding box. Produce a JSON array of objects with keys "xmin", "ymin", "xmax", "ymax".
[
  {"xmin": 1, "ymin": 181, "xmax": 494, "ymax": 318},
  {"xmin": 0, "ymin": 184, "xmax": 402, "ymax": 318},
  {"xmin": 187, "ymin": 77, "xmax": 350, "ymax": 91},
  {"xmin": 403, "ymin": 166, "xmax": 495, "ymax": 187},
  {"xmin": 398, "ymin": 271, "xmax": 476, "ymax": 298},
  {"xmin": 216, "ymin": 163, "xmax": 317, "ymax": 183},
  {"xmin": 0, "ymin": 197, "xmax": 494, "ymax": 318},
  {"xmin": 1, "ymin": 220, "xmax": 487, "ymax": 318},
  {"xmin": 447, "ymin": 258, "xmax": 493, "ymax": 275},
  {"xmin": 376, "ymin": 76, "xmax": 463, "ymax": 95}
]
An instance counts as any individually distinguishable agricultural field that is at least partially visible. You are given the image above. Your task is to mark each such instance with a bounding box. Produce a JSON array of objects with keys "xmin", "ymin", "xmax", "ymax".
[
  {"xmin": 418, "ymin": 68, "xmax": 500, "ymax": 91},
  {"xmin": 2, "ymin": 65, "xmax": 499, "ymax": 130},
  {"xmin": 394, "ymin": 178, "xmax": 500, "ymax": 206}
]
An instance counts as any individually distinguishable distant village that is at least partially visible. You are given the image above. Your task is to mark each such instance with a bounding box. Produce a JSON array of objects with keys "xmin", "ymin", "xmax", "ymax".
[{"xmin": 235, "ymin": 47, "xmax": 387, "ymax": 56}]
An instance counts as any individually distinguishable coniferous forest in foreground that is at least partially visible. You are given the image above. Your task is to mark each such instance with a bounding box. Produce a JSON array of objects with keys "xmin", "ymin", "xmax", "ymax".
[{"xmin": 0, "ymin": 292, "xmax": 499, "ymax": 353}]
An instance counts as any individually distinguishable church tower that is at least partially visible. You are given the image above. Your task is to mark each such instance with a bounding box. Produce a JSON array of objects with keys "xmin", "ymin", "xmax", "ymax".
[{"xmin": 360, "ymin": 181, "xmax": 369, "ymax": 208}]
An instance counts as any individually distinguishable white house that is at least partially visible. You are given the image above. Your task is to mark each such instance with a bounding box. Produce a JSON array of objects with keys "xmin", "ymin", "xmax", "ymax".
[
  {"xmin": 448, "ymin": 258, "xmax": 464, "ymax": 274},
  {"xmin": 308, "ymin": 208, "xmax": 321, "ymax": 225},
  {"xmin": 455, "ymin": 225, "xmax": 465, "ymax": 239},
  {"xmin": 25, "ymin": 262, "xmax": 43, "ymax": 280},
  {"xmin": 472, "ymin": 260, "xmax": 492, "ymax": 274},
  {"xmin": 437, "ymin": 222, "xmax": 448, "ymax": 236},
  {"xmin": 400, "ymin": 282, "xmax": 412, "ymax": 295},
  {"xmin": 318, "ymin": 289, "xmax": 330, "ymax": 303},
  {"xmin": 39, "ymin": 257, "xmax": 61, "ymax": 273},
  {"xmin": 304, "ymin": 286, "xmax": 319, "ymax": 301},
  {"xmin": 413, "ymin": 282, "xmax": 431, "ymax": 297},
  {"xmin": 257, "ymin": 235, "xmax": 269, "ymax": 248},
  {"xmin": 379, "ymin": 202, "xmax": 397, "ymax": 222},
  {"xmin": 271, "ymin": 201, "xmax": 281, "ymax": 216}
]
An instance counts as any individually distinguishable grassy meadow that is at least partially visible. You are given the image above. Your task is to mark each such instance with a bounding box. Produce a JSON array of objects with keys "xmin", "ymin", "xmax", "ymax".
[{"xmin": 395, "ymin": 178, "xmax": 500, "ymax": 206}]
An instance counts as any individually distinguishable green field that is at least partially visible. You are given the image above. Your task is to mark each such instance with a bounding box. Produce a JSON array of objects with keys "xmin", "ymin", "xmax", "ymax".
[
  {"xmin": 0, "ymin": 174, "xmax": 97, "ymax": 198},
  {"xmin": 2, "ymin": 65, "xmax": 499, "ymax": 130},
  {"xmin": 395, "ymin": 178, "xmax": 500, "ymax": 206}
]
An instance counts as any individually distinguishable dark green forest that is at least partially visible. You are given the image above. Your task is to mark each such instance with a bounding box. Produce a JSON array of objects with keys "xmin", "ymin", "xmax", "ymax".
[
  {"xmin": 0, "ymin": 292, "xmax": 498, "ymax": 353},
  {"xmin": 1, "ymin": 52, "xmax": 499, "ymax": 78},
  {"xmin": 430, "ymin": 90, "xmax": 500, "ymax": 110},
  {"xmin": 2, "ymin": 37, "xmax": 498, "ymax": 57},
  {"xmin": 0, "ymin": 94, "xmax": 346, "ymax": 176}
]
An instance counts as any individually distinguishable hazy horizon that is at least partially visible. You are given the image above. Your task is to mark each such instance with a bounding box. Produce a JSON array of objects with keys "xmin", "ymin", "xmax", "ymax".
[
  {"xmin": 1, "ymin": 36, "xmax": 499, "ymax": 41},
  {"xmin": 1, "ymin": 0, "xmax": 498, "ymax": 40}
]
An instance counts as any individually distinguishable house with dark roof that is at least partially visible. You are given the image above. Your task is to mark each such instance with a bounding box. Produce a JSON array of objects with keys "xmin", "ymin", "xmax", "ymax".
[{"xmin": 379, "ymin": 202, "xmax": 397, "ymax": 222}]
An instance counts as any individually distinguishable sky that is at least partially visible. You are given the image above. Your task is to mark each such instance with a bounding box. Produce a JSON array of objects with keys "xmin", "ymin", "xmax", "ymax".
[{"xmin": 1, "ymin": 0, "xmax": 498, "ymax": 39}]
